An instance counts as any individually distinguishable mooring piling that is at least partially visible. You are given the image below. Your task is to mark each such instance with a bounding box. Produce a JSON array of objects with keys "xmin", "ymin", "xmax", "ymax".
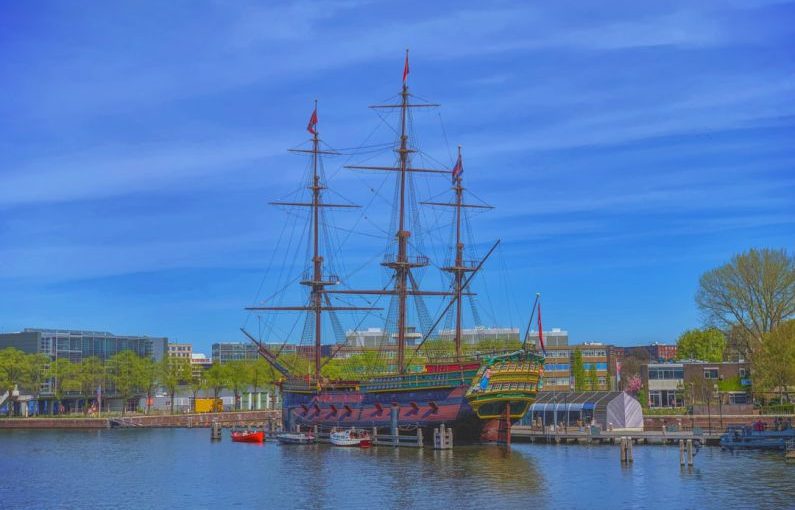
[{"xmin": 210, "ymin": 420, "xmax": 222, "ymax": 441}]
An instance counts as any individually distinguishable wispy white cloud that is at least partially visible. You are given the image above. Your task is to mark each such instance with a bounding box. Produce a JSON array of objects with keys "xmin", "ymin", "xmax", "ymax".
[{"xmin": 0, "ymin": 138, "xmax": 290, "ymax": 207}]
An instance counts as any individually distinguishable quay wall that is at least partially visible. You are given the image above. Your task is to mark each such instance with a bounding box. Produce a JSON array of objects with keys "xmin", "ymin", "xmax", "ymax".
[{"xmin": 0, "ymin": 411, "xmax": 281, "ymax": 430}]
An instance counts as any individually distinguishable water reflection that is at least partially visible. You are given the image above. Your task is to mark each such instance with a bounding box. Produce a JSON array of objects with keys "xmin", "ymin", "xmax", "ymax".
[{"xmin": 1, "ymin": 430, "xmax": 794, "ymax": 510}]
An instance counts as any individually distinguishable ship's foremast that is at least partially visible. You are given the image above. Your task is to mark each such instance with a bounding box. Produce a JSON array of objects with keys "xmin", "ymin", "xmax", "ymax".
[{"xmin": 246, "ymin": 101, "xmax": 375, "ymax": 379}]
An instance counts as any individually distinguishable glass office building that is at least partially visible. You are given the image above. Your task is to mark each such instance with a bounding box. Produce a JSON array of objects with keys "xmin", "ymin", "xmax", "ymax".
[{"xmin": 0, "ymin": 328, "xmax": 167, "ymax": 363}]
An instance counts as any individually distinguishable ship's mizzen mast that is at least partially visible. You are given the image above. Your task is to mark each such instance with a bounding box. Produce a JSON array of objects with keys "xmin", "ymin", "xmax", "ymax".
[
  {"xmin": 246, "ymin": 101, "xmax": 376, "ymax": 379},
  {"xmin": 421, "ymin": 147, "xmax": 493, "ymax": 357}
]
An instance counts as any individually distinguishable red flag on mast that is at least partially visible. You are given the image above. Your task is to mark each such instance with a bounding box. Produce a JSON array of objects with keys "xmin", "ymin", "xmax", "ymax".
[
  {"xmin": 307, "ymin": 107, "xmax": 318, "ymax": 135},
  {"xmin": 537, "ymin": 301, "xmax": 545, "ymax": 354},
  {"xmin": 451, "ymin": 153, "xmax": 463, "ymax": 183},
  {"xmin": 402, "ymin": 51, "xmax": 409, "ymax": 83}
]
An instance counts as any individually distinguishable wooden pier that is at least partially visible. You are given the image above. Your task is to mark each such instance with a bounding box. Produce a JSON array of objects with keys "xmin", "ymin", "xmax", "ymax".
[{"xmin": 511, "ymin": 425, "xmax": 721, "ymax": 445}]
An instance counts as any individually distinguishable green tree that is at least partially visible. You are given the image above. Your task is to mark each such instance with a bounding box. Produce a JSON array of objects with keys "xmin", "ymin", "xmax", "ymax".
[
  {"xmin": 572, "ymin": 350, "xmax": 586, "ymax": 391},
  {"xmin": 753, "ymin": 320, "xmax": 795, "ymax": 402},
  {"xmin": 587, "ymin": 363, "xmax": 599, "ymax": 390},
  {"xmin": 276, "ymin": 353, "xmax": 310, "ymax": 377},
  {"xmin": 696, "ymin": 248, "xmax": 795, "ymax": 357},
  {"xmin": 188, "ymin": 369, "xmax": 207, "ymax": 412},
  {"xmin": 205, "ymin": 363, "xmax": 228, "ymax": 402},
  {"xmin": 225, "ymin": 361, "xmax": 249, "ymax": 410},
  {"xmin": 0, "ymin": 348, "xmax": 30, "ymax": 394},
  {"xmin": 420, "ymin": 339, "xmax": 456, "ymax": 361},
  {"xmin": 675, "ymin": 328, "xmax": 727, "ymax": 362},
  {"xmin": 107, "ymin": 351, "xmax": 143, "ymax": 415},
  {"xmin": 160, "ymin": 358, "xmax": 190, "ymax": 414},
  {"xmin": 321, "ymin": 358, "xmax": 346, "ymax": 380},
  {"xmin": 138, "ymin": 356, "xmax": 159, "ymax": 414},
  {"xmin": 246, "ymin": 359, "xmax": 274, "ymax": 409},
  {"xmin": 47, "ymin": 358, "xmax": 80, "ymax": 414},
  {"xmin": 26, "ymin": 353, "xmax": 50, "ymax": 396},
  {"xmin": 78, "ymin": 357, "xmax": 106, "ymax": 414},
  {"xmin": 636, "ymin": 384, "xmax": 648, "ymax": 408},
  {"xmin": 0, "ymin": 348, "xmax": 45, "ymax": 416}
]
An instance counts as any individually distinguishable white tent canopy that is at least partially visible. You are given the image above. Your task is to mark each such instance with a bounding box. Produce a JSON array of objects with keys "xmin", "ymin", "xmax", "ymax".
[
  {"xmin": 522, "ymin": 391, "xmax": 644, "ymax": 431},
  {"xmin": 606, "ymin": 391, "xmax": 644, "ymax": 430}
]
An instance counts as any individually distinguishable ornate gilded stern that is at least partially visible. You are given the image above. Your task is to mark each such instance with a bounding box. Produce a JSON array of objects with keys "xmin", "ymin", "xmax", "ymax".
[{"xmin": 465, "ymin": 351, "xmax": 545, "ymax": 420}]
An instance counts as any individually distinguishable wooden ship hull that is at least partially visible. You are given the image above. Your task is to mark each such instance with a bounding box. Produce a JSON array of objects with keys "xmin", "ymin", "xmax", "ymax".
[{"xmin": 281, "ymin": 354, "xmax": 544, "ymax": 441}]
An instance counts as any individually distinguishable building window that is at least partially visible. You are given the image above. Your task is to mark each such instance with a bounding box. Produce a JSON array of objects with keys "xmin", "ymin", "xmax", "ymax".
[
  {"xmin": 649, "ymin": 367, "xmax": 684, "ymax": 380},
  {"xmin": 704, "ymin": 368, "xmax": 719, "ymax": 379},
  {"xmin": 739, "ymin": 368, "xmax": 747, "ymax": 378}
]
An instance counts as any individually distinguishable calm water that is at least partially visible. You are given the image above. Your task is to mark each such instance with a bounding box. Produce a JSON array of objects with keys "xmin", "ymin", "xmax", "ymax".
[{"xmin": 1, "ymin": 429, "xmax": 793, "ymax": 510}]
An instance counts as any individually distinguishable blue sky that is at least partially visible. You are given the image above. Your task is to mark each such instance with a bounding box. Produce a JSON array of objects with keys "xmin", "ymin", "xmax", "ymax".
[{"xmin": 1, "ymin": 1, "xmax": 793, "ymax": 353}]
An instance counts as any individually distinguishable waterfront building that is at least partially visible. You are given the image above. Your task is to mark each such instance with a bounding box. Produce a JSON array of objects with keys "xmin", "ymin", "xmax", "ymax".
[
  {"xmin": 167, "ymin": 342, "xmax": 192, "ymax": 360},
  {"xmin": 212, "ymin": 342, "xmax": 259, "ymax": 362},
  {"xmin": 624, "ymin": 342, "xmax": 677, "ymax": 362},
  {"xmin": 640, "ymin": 360, "xmax": 751, "ymax": 410},
  {"xmin": 0, "ymin": 328, "xmax": 167, "ymax": 363},
  {"xmin": 641, "ymin": 362, "xmax": 685, "ymax": 407},
  {"xmin": 542, "ymin": 344, "xmax": 572, "ymax": 391},
  {"xmin": 0, "ymin": 328, "xmax": 167, "ymax": 412},
  {"xmin": 538, "ymin": 336, "xmax": 610, "ymax": 392},
  {"xmin": 578, "ymin": 342, "xmax": 610, "ymax": 390},
  {"xmin": 528, "ymin": 328, "xmax": 568, "ymax": 348},
  {"xmin": 344, "ymin": 327, "xmax": 423, "ymax": 347},
  {"xmin": 438, "ymin": 326, "xmax": 520, "ymax": 345}
]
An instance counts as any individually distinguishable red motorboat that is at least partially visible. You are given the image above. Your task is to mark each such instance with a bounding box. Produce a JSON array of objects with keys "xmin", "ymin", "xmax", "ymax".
[{"xmin": 231, "ymin": 430, "xmax": 265, "ymax": 443}]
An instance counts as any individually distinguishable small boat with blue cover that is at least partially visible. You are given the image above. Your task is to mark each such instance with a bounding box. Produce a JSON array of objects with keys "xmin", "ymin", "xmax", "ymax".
[{"xmin": 720, "ymin": 423, "xmax": 795, "ymax": 450}]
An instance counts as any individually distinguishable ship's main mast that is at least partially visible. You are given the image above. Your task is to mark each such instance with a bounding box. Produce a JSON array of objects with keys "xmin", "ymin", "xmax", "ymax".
[
  {"xmin": 331, "ymin": 50, "xmax": 462, "ymax": 374},
  {"xmin": 309, "ymin": 101, "xmax": 324, "ymax": 377},
  {"xmin": 394, "ymin": 58, "xmax": 412, "ymax": 372}
]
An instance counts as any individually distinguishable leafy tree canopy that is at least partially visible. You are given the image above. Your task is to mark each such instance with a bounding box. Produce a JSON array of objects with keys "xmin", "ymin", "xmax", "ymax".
[{"xmin": 675, "ymin": 328, "xmax": 727, "ymax": 362}]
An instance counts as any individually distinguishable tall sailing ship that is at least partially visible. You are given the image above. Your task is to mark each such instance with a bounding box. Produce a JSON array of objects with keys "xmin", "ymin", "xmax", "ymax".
[{"xmin": 243, "ymin": 52, "xmax": 545, "ymax": 441}]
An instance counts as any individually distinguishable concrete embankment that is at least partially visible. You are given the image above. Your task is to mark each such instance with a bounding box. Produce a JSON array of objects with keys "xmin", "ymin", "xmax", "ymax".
[{"xmin": 0, "ymin": 410, "xmax": 281, "ymax": 430}]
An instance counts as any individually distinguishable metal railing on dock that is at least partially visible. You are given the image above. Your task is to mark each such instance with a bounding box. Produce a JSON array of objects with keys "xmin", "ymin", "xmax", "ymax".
[{"xmin": 511, "ymin": 425, "xmax": 720, "ymax": 445}]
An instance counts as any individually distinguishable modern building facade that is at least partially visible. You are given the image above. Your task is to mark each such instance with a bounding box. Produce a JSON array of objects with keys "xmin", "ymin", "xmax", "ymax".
[
  {"xmin": 642, "ymin": 362, "xmax": 685, "ymax": 407},
  {"xmin": 538, "ymin": 336, "xmax": 610, "ymax": 392},
  {"xmin": 344, "ymin": 327, "xmax": 423, "ymax": 348},
  {"xmin": 211, "ymin": 342, "xmax": 259, "ymax": 363},
  {"xmin": 640, "ymin": 360, "xmax": 752, "ymax": 409},
  {"xmin": 529, "ymin": 328, "xmax": 569, "ymax": 348},
  {"xmin": 0, "ymin": 328, "xmax": 167, "ymax": 363},
  {"xmin": 168, "ymin": 342, "xmax": 192, "ymax": 360},
  {"xmin": 438, "ymin": 326, "xmax": 520, "ymax": 345},
  {"xmin": 190, "ymin": 353, "xmax": 213, "ymax": 378}
]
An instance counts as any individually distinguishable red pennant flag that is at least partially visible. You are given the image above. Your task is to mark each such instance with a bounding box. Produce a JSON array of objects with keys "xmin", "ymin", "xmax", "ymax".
[
  {"xmin": 402, "ymin": 51, "xmax": 409, "ymax": 83},
  {"xmin": 537, "ymin": 302, "xmax": 545, "ymax": 354},
  {"xmin": 307, "ymin": 107, "xmax": 318, "ymax": 135},
  {"xmin": 451, "ymin": 153, "xmax": 463, "ymax": 183}
]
